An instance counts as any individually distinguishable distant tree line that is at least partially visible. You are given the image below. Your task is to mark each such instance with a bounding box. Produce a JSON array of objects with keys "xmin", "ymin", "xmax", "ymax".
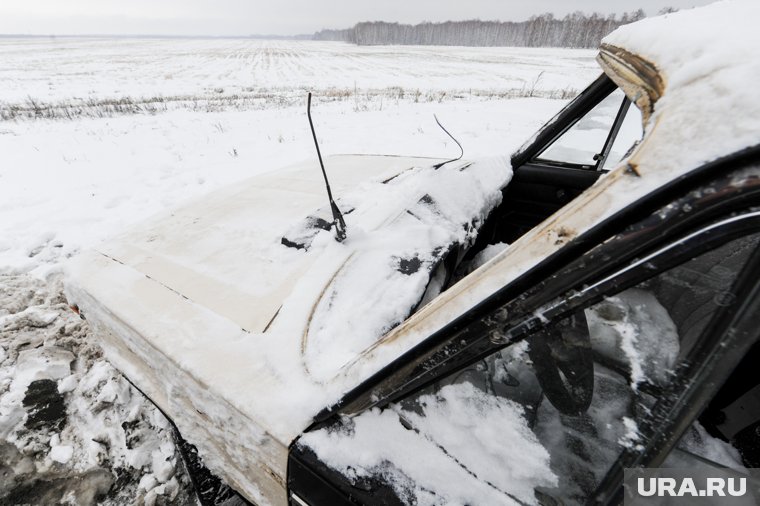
[{"xmin": 313, "ymin": 9, "xmax": 675, "ymax": 48}]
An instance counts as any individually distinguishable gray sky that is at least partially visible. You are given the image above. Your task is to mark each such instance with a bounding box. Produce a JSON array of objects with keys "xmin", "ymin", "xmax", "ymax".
[{"xmin": 1, "ymin": 0, "xmax": 715, "ymax": 36}]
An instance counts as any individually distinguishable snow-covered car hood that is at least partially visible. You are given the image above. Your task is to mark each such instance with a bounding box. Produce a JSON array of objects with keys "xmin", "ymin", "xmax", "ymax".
[
  {"xmin": 65, "ymin": 153, "xmax": 511, "ymax": 503},
  {"xmin": 84, "ymin": 154, "xmax": 454, "ymax": 335}
]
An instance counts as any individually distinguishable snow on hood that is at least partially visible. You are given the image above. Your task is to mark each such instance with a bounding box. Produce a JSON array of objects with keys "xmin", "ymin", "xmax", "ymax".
[
  {"xmin": 300, "ymin": 162, "xmax": 503, "ymax": 380},
  {"xmin": 231, "ymin": 156, "xmax": 510, "ymax": 432},
  {"xmin": 65, "ymin": 154, "xmax": 511, "ymax": 502}
]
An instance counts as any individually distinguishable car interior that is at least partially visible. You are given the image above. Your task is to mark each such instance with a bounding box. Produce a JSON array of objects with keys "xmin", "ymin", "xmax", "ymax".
[
  {"xmin": 416, "ymin": 75, "xmax": 642, "ymax": 303},
  {"xmin": 467, "ymin": 76, "xmax": 641, "ymax": 255},
  {"xmin": 400, "ymin": 232, "xmax": 760, "ymax": 505}
]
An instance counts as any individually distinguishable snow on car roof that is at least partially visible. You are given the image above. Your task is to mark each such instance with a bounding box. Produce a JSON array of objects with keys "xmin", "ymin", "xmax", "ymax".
[{"xmin": 601, "ymin": 0, "xmax": 760, "ymax": 176}]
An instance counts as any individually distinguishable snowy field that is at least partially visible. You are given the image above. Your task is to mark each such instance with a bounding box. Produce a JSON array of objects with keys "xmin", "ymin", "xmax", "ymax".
[
  {"xmin": 0, "ymin": 38, "xmax": 598, "ymax": 504},
  {"xmin": 0, "ymin": 38, "xmax": 596, "ymax": 119}
]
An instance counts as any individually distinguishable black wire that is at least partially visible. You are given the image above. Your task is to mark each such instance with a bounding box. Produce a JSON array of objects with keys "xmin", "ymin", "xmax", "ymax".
[{"xmin": 432, "ymin": 114, "xmax": 465, "ymax": 169}]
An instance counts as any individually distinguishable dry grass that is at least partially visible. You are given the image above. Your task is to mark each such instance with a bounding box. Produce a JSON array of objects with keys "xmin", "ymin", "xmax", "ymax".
[{"xmin": 0, "ymin": 85, "xmax": 579, "ymax": 121}]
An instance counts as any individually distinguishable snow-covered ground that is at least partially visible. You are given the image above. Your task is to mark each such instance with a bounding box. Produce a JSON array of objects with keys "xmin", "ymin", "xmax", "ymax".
[
  {"xmin": 0, "ymin": 38, "xmax": 598, "ymax": 504},
  {"xmin": 0, "ymin": 38, "xmax": 596, "ymax": 119}
]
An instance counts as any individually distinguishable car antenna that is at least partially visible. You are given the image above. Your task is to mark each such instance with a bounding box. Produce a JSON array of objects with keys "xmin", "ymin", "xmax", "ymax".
[
  {"xmin": 307, "ymin": 92, "xmax": 347, "ymax": 242},
  {"xmin": 432, "ymin": 114, "xmax": 464, "ymax": 169}
]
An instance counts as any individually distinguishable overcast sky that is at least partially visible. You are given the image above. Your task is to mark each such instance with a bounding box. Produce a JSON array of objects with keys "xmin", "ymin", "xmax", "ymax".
[{"xmin": 0, "ymin": 0, "xmax": 715, "ymax": 36}]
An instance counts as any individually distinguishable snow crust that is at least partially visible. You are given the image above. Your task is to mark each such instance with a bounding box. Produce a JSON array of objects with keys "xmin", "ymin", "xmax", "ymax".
[{"xmin": 300, "ymin": 382, "xmax": 557, "ymax": 506}]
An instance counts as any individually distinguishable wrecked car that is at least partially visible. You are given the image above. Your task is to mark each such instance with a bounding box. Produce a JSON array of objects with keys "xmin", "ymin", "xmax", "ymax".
[{"xmin": 66, "ymin": 2, "xmax": 760, "ymax": 505}]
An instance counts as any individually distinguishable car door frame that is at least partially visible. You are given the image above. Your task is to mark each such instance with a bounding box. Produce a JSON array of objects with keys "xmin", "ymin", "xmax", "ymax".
[{"xmin": 511, "ymin": 72, "xmax": 630, "ymax": 171}]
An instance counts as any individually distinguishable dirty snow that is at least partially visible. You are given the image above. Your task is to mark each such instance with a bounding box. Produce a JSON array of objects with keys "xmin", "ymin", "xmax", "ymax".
[
  {"xmin": 0, "ymin": 273, "xmax": 195, "ymax": 505},
  {"xmin": 1, "ymin": 38, "xmax": 595, "ymax": 504}
]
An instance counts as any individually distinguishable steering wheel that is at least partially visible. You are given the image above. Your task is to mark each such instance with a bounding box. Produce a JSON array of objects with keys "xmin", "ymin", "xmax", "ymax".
[{"xmin": 528, "ymin": 312, "xmax": 595, "ymax": 416}]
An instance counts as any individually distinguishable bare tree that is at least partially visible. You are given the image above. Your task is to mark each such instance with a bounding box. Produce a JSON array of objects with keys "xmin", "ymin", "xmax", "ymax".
[{"xmin": 314, "ymin": 11, "xmax": 649, "ymax": 48}]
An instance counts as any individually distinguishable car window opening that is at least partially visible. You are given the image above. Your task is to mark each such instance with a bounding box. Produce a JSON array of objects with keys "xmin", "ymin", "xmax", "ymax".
[
  {"xmin": 405, "ymin": 85, "xmax": 646, "ymax": 319},
  {"xmin": 533, "ymin": 88, "xmax": 643, "ymax": 171}
]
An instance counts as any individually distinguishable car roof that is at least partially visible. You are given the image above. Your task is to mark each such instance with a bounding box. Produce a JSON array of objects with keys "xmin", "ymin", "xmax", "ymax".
[{"xmin": 599, "ymin": 0, "xmax": 760, "ymax": 169}]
